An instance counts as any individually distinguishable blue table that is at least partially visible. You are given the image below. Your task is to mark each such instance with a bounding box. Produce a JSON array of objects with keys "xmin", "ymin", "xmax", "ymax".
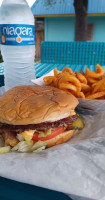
[
  {"xmin": 0, "ymin": 177, "xmax": 71, "ymax": 200},
  {"xmin": 1, "ymin": 62, "xmax": 104, "ymax": 79}
]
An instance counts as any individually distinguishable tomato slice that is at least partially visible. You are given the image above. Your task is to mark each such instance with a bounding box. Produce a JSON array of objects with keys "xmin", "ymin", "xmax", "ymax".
[{"xmin": 32, "ymin": 126, "xmax": 65, "ymax": 142}]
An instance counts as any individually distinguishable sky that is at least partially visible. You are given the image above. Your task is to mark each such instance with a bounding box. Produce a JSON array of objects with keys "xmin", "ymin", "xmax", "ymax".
[
  {"xmin": 0, "ymin": 0, "xmax": 35, "ymax": 7},
  {"xmin": 27, "ymin": 0, "xmax": 35, "ymax": 7}
]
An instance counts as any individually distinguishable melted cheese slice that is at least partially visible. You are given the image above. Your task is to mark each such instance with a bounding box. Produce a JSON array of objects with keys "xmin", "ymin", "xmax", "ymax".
[{"xmin": 21, "ymin": 130, "xmax": 35, "ymax": 139}]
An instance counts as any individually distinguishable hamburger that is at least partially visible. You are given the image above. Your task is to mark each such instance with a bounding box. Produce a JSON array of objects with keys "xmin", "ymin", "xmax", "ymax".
[{"xmin": 0, "ymin": 85, "xmax": 84, "ymax": 153}]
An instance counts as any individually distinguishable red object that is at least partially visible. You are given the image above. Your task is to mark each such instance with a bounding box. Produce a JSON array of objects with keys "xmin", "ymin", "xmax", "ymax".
[{"xmin": 32, "ymin": 126, "xmax": 65, "ymax": 142}]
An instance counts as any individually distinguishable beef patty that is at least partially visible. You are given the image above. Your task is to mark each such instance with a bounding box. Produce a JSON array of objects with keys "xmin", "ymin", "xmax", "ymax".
[{"xmin": 0, "ymin": 114, "xmax": 78, "ymax": 134}]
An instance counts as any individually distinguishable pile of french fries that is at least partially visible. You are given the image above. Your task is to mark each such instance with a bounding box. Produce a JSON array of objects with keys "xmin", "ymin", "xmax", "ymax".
[{"xmin": 43, "ymin": 65, "xmax": 105, "ymax": 100}]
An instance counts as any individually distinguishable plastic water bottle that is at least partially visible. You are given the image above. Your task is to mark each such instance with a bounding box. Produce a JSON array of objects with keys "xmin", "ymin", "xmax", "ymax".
[{"xmin": 0, "ymin": 0, "xmax": 35, "ymax": 91}]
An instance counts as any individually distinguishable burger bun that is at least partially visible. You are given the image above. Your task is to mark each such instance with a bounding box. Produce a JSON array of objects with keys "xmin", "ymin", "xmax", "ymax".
[{"xmin": 46, "ymin": 129, "xmax": 75, "ymax": 148}]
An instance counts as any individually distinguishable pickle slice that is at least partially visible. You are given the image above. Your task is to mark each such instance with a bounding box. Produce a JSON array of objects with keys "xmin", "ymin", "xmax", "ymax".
[{"xmin": 67, "ymin": 116, "xmax": 85, "ymax": 130}]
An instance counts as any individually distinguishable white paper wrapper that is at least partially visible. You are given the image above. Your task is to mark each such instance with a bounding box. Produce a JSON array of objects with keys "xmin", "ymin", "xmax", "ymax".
[
  {"xmin": 78, "ymin": 98, "xmax": 105, "ymax": 111},
  {"xmin": 32, "ymin": 71, "xmax": 105, "ymax": 112},
  {"xmin": 0, "ymin": 87, "xmax": 105, "ymax": 200}
]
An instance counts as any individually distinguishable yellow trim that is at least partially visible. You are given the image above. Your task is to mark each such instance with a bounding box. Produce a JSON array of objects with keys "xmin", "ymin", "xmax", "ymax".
[
  {"xmin": 88, "ymin": 13, "xmax": 105, "ymax": 16},
  {"xmin": 34, "ymin": 14, "xmax": 75, "ymax": 17},
  {"xmin": 34, "ymin": 13, "xmax": 105, "ymax": 18}
]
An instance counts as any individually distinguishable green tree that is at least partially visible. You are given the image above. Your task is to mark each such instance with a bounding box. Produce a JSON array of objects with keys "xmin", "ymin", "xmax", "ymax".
[
  {"xmin": 45, "ymin": 0, "xmax": 63, "ymax": 7},
  {"xmin": 45, "ymin": 0, "xmax": 56, "ymax": 7}
]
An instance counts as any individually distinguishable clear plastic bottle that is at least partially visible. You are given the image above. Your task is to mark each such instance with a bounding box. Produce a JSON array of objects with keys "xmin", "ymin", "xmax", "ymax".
[{"xmin": 0, "ymin": 0, "xmax": 35, "ymax": 91}]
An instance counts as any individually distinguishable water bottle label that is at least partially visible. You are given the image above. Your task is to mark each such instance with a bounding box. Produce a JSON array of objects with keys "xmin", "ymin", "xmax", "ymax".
[{"xmin": 0, "ymin": 24, "xmax": 35, "ymax": 46}]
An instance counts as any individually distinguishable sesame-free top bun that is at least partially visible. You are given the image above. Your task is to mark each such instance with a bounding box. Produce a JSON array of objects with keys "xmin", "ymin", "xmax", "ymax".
[{"xmin": 0, "ymin": 85, "xmax": 79, "ymax": 125}]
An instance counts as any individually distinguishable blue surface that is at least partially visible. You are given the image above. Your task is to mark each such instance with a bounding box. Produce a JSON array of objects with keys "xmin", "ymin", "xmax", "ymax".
[
  {"xmin": 41, "ymin": 41, "xmax": 105, "ymax": 66},
  {"xmin": 31, "ymin": 0, "xmax": 105, "ymax": 16},
  {"xmin": 0, "ymin": 62, "xmax": 105, "ymax": 80},
  {"xmin": 0, "ymin": 62, "xmax": 4, "ymax": 75},
  {"xmin": 0, "ymin": 177, "xmax": 71, "ymax": 200}
]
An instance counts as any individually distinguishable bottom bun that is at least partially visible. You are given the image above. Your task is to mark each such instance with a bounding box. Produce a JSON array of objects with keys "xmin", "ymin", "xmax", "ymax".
[{"xmin": 46, "ymin": 130, "xmax": 75, "ymax": 148}]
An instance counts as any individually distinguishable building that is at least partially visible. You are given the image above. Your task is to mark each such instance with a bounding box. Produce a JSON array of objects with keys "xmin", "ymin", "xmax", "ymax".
[{"xmin": 32, "ymin": 0, "xmax": 105, "ymax": 58}]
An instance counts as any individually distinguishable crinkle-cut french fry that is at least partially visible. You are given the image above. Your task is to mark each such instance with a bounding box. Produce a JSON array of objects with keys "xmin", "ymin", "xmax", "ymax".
[
  {"xmin": 43, "ymin": 65, "xmax": 105, "ymax": 100},
  {"xmin": 85, "ymin": 64, "xmax": 104, "ymax": 78},
  {"xmin": 86, "ymin": 91, "xmax": 105, "ymax": 99},
  {"xmin": 81, "ymin": 83, "xmax": 90, "ymax": 92},
  {"xmin": 43, "ymin": 76, "xmax": 54, "ymax": 86},
  {"xmin": 59, "ymin": 83, "xmax": 77, "ymax": 92},
  {"xmin": 62, "ymin": 67, "xmax": 75, "ymax": 76},
  {"xmin": 75, "ymin": 71, "xmax": 87, "ymax": 84},
  {"xmin": 92, "ymin": 78, "xmax": 105, "ymax": 93}
]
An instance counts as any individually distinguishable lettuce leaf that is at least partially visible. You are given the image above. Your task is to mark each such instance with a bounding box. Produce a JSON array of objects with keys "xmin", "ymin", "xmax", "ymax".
[
  {"xmin": 38, "ymin": 129, "xmax": 51, "ymax": 138},
  {"xmin": 31, "ymin": 141, "xmax": 47, "ymax": 151},
  {"xmin": 0, "ymin": 146, "xmax": 11, "ymax": 154},
  {"xmin": 12, "ymin": 141, "xmax": 32, "ymax": 153},
  {"xmin": 33, "ymin": 146, "xmax": 46, "ymax": 153},
  {"xmin": 12, "ymin": 140, "xmax": 47, "ymax": 153}
]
